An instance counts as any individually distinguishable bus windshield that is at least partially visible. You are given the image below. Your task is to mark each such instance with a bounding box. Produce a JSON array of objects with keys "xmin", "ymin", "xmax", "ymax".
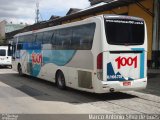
[{"xmin": 105, "ymin": 19, "xmax": 145, "ymax": 45}]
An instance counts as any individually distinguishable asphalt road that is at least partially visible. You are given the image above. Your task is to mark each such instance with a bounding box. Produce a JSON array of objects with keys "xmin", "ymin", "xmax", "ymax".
[
  {"xmin": 0, "ymin": 67, "xmax": 160, "ymax": 120},
  {"xmin": 139, "ymin": 72, "xmax": 160, "ymax": 96}
]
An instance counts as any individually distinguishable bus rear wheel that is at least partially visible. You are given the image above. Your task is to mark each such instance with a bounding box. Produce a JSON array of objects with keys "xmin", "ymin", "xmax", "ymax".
[{"xmin": 56, "ymin": 71, "xmax": 66, "ymax": 89}]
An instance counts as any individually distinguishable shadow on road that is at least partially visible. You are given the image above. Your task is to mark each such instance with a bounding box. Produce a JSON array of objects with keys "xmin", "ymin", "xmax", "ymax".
[
  {"xmin": 0, "ymin": 73, "xmax": 137, "ymax": 104},
  {"xmin": 147, "ymin": 73, "xmax": 159, "ymax": 79},
  {"xmin": 137, "ymin": 73, "xmax": 160, "ymax": 96}
]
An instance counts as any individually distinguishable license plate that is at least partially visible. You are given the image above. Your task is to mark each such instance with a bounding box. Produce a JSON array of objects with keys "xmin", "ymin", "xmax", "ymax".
[{"xmin": 123, "ymin": 81, "xmax": 131, "ymax": 86}]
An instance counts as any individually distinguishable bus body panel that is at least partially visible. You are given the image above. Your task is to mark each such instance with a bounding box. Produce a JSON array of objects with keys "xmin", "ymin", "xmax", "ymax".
[
  {"xmin": 106, "ymin": 51, "xmax": 144, "ymax": 81},
  {"xmin": 96, "ymin": 15, "xmax": 148, "ymax": 93},
  {"xmin": 12, "ymin": 14, "xmax": 147, "ymax": 93}
]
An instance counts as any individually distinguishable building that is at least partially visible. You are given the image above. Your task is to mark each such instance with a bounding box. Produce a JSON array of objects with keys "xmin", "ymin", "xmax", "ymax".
[
  {"xmin": 49, "ymin": 15, "xmax": 60, "ymax": 20},
  {"xmin": 5, "ymin": 23, "xmax": 26, "ymax": 33},
  {"xmin": 6, "ymin": 0, "xmax": 160, "ymax": 68},
  {"xmin": 89, "ymin": 0, "xmax": 113, "ymax": 5},
  {"xmin": 0, "ymin": 20, "xmax": 27, "ymax": 42},
  {"xmin": 66, "ymin": 8, "xmax": 82, "ymax": 15},
  {"xmin": 0, "ymin": 20, "xmax": 6, "ymax": 38}
]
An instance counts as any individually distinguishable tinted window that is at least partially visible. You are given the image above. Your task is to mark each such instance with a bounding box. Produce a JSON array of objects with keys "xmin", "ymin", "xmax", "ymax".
[
  {"xmin": 17, "ymin": 44, "xmax": 23, "ymax": 50},
  {"xmin": 25, "ymin": 34, "xmax": 35, "ymax": 43},
  {"xmin": 36, "ymin": 32, "xmax": 44, "ymax": 43},
  {"xmin": 0, "ymin": 49, "xmax": 6, "ymax": 56},
  {"xmin": 19, "ymin": 36, "xmax": 25, "ymax": 43},
  {"xmin": 43, "ymin": 31, "xmax": 53, "ymax": 44},
  {"xmin": 13, "ymin": 38, "xmax": 17, "ymax": 44},
  {"xmin": 72, "ymin": 27, "xmax": 81, "ymax": 49},
  {"xmin": 51, "ymin": 31, "xmax": 57, "ymax": 49},
  {"xmin": 105, "ymin": 19, "xmax": 144, "ymax": 45},
  {"xmin": 18, "ymin": 34, "xmax": 35, "ymax": 43},
  {"xmin": 16, "ymin": 23, "xmax": 96, "ymax": 50},
  {"xmin": 51, "ymin": 32, "xmax": 55, "ymax": 44},
  {"xmin": 72, "ymin": 23, "xmax": 96, "ymax": 50},
  {"xmin": 52, "ymin": 23, "xmax": 95, "ymax": 50},
  {"xmin": 56, "ymin": 28, "xmax": 72, "ymax": 49},
  {"xmin": 12, "ymin": 44, "xmax": 16, "ymax": 58}
]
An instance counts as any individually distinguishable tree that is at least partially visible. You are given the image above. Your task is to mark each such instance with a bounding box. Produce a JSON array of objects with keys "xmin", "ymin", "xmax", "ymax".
[{"xmin": 0, "ymin": 35, "xmax": 5, "ymax": 45}]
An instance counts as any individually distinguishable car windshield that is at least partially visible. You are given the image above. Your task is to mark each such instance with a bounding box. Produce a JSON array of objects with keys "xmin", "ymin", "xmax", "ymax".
[{"xmin": 0, "ymin": 49, "xmax": 6, "ymax": 56}]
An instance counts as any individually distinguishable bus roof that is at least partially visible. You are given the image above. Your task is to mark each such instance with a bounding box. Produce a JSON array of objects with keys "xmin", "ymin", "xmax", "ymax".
[
  {"xmin": 104, "ymin": 14, "xmax": 144, "ymax": 21},
  {"xmin": 14, "ymin": 14, "xmax": 144, "ymax": 37}
]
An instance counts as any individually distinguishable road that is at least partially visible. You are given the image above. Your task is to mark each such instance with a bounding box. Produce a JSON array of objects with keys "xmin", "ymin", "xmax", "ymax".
[
  {"xmin": 139, "ymin": 72, "xmax": 160, "ymax": 96},
  {"xmin": 0, "ymin": 68, "xmax": 160, "ymax": 119}
]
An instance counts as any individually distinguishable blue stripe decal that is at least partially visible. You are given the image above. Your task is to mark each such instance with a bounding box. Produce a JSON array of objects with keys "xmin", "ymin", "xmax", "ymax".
[
  {"xmin": 107, "ymin": 62, "xmax": 127, "ymax": 81},
  {"xmin": 23, "ymin": 42, "xmax": 41, "ymax": 50},
  {"xmin": 131, "ymin": 48, "xmax": 145, "ymax": 78},
  {"xmin": 27, "ymin": 50, "xmax": 76, "ymax": 77},
  {"xmin": 43, "ymin": 50, "xmax": 76, "ymax": 66}
]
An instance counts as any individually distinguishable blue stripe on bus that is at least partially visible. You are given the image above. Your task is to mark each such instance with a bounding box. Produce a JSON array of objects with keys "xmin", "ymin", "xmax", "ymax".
[
  {"xmin": 131, "ymin": 48, "xmax": 145, "ymax": 78},
  {"xmin": 23, "ymin": 43, "xmax": 41, "ymax": 50},
  {"xmin": 43, "ymin": 50, "xmax": 76, "ymax": 66},
  {"xmin": 27, "ymin": 50, "xmax": 76, "ymax": 77},
  {"xmin": 107, "ymin": 62, "xmax": 127, "ymax": 81}
]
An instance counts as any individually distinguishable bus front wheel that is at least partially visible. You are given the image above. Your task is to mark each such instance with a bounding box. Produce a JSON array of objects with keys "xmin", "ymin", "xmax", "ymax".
[{"xmin": 56, "ymin": 71, "xmax": 66, "ymax": 89}]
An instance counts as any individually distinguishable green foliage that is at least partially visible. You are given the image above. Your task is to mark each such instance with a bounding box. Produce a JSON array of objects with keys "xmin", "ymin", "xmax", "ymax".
[{"xmin": 0, "ymin": 35, "xmax": 6, "ymax": 45}]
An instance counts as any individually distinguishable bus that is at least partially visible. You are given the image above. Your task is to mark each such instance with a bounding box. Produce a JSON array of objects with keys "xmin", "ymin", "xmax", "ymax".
[
  {"xmin": 0, "ymin": 46, "xmax": 12, "ymax": 68},
  {"xmin": 11, "ymin": 14, "xmax": 147, "ymax": 93}
]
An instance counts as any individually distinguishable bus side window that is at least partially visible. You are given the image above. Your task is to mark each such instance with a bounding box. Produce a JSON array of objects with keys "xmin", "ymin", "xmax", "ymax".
[
  {"xmin": 12, "ymin": 45, "xmax": 16, "ymax": 59},
  {"xmin": 17, "ymin": 44, "xmax": 23, "ymax": 50},
  {"xmin": 19, "ymin": 36, "xmax": 25, "ymax": 43},
  {"xmin": 36, "ymin": 32, "xmax": 44, "ymax": 44},
  {"xmin": 43, "ymin": 31, "xmax": 53, "ymax": 44},
  {"xmin": 72, "ymin": 23, "xmax": 95, "ymax": 50},
  {"xmin": 51, "ymin": 32, "xmax": 56, "ymax": 49},
  {"xmin": 59, "ymin": 28, "xmax": 72, "ymax": 50},
  {"xmin": 55, "ymin": 30, "xmax": 61, "ymax": 49},
  {"xmin": 72, "ymin": 26, "xmax": 82, "ymax": 50},
  {"xmin": 25, "ymin": 34, "xmax": 35, "ymax": 43},
  {"xmin": 80, "ymin": 24, "xmax": 95, "ymax": 50},
  {"xmin": 15, "ymin": 44, "xmax": 23, "ymax": 59},
  {"xmin": 33, "ymin": 34, "xmax": 36, "ymax": 43}
]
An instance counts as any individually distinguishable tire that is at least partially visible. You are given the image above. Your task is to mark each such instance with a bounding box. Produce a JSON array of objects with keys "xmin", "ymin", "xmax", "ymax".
[
  {"xmin": 18, "ymin": 65, "xmax": 23, "ymax": 76},
  {"xmin": 9, "ymin": 65, "xmax": 12, "ymax": 69},
  {"xmin": 56, "ymin": 71, "xmax": 66, "ymax": 89}
]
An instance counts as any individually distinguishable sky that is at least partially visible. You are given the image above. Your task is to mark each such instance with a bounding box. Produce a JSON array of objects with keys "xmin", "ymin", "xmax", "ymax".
[{"xmin": 0, "ymin": 0, "xmax": 90, "ymax": 25}]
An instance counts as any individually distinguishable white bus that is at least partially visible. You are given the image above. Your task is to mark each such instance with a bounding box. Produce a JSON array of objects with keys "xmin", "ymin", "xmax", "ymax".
[
  {"xmin": 0, "ymin": 46, "xmax": 12, "ymax": 68},
  {"xmin": 11, "ymin": 14, "xmax": 147, "ymax": 93}
]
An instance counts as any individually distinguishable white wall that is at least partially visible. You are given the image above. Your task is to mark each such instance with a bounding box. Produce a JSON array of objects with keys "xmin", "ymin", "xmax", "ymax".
[{"xmin": 0, "ymin": 20, "xmax": 6, "ymax": 37}]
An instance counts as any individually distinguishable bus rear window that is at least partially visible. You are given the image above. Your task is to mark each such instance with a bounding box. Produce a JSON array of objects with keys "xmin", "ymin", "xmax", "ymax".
[
  {"xmin": 0, "ymin": 49, "xmax": 6, "ymax": 56},
  {"xmin": 105, "ymin": 19, "xmax": 144, "ymax": 45}
]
